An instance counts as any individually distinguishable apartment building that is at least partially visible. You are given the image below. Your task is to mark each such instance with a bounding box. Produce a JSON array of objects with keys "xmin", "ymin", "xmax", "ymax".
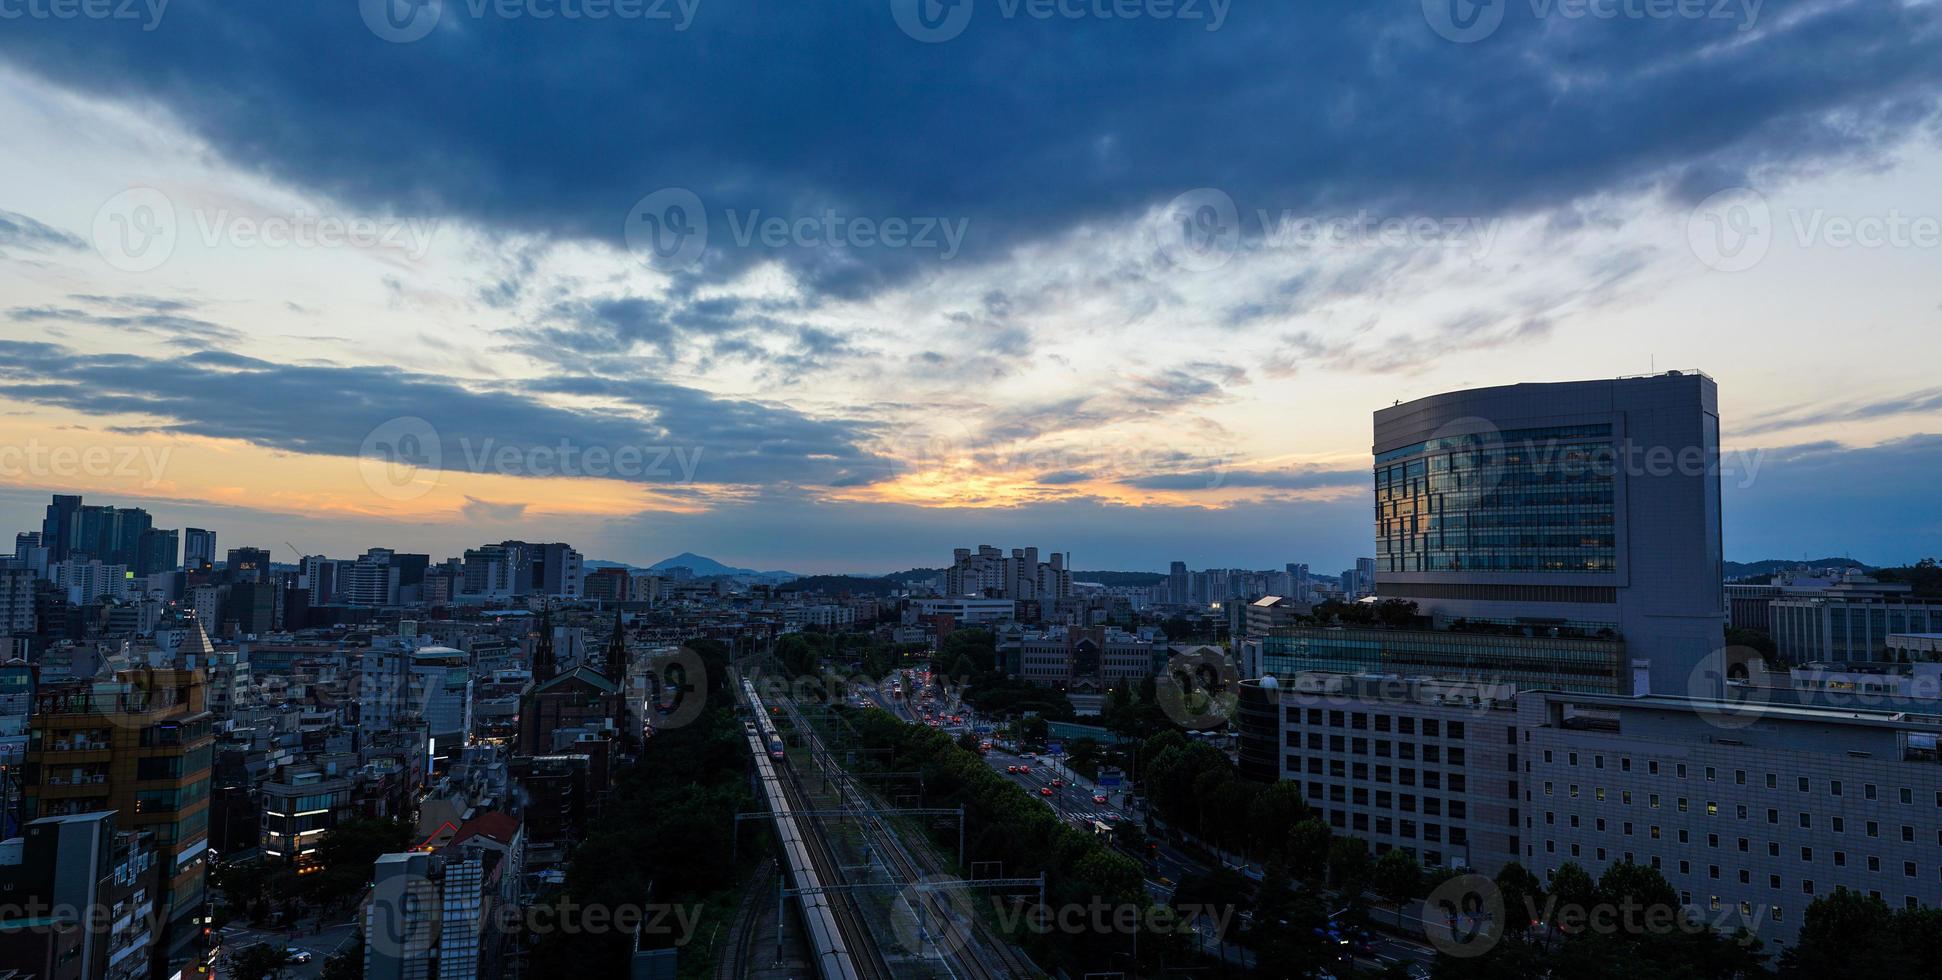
[{"xmin": 23, "ymin": 668, "xmax": 214, "ymax": 962}]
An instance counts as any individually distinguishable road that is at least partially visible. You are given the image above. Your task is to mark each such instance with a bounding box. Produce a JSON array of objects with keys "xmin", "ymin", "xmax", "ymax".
[
  {"xmin": 213, "ymin": 920, "xmax": 359, "ymax": 979},
  {"xmin": 865, "ymin": 668, "xmax": 1439, "ymax": 976}
]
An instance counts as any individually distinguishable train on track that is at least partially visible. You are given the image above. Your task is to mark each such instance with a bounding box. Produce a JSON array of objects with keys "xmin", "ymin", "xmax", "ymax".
[{"xmin": 741, "ymin": 677, "xmax": 863, "ymax": 980}]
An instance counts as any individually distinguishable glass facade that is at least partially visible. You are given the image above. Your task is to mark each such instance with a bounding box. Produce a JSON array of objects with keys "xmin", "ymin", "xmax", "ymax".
[
  {"xmin": 1376, "ymin": 423, "xmax": 1617, "ymax": 574},
  {"xmin": 1261, "ymin": 627, "xmax": 1625, "ymax": 694}
]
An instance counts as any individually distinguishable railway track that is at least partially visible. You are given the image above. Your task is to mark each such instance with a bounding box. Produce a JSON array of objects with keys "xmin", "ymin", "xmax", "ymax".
[
  {"xmin": 772, "ymin": 692, "xmax": 1041, "ymax": 980},
  {"xmin": 715, "ymin": 861, "xmax": 770, "ymax": 980},
  {"xmin": 774, "ymin": 745, "xmax": 897, "ymax": 980}
]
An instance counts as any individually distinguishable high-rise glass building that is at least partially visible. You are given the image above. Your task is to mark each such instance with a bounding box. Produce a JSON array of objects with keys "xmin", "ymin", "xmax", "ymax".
[
  {"xmin": 1370, "ymin": 371, "xmax": 1726, "ymax": 694},
  {"xmin": 183, "ymin": 527, "xmax": 217, "ymax": 569}
]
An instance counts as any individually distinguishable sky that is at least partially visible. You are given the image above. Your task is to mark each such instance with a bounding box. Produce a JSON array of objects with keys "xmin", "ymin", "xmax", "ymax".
[{"xmin": 0, "ymin": 0, "xmax": 1939, "ymax": 574}]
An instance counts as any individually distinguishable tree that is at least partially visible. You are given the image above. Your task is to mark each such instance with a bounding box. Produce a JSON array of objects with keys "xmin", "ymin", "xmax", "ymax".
[
  {"xmin": 1246, "ymin": 781, "xmax": 1308, "ymax": 862},
  {"xmin": 311, "ymin": 817, "xmax": 413, "ymax": 904},
  {"xmin": 1285, "ymin": 818, "xmax": 1331, "ymax": 883},
  {"xmin": 1326, "ymin": 836, "xmax": 1372, "ymax": 895},
  {"xmin": 1373, "ymin": 847, "xmax": 1423, "ymax": 905}
]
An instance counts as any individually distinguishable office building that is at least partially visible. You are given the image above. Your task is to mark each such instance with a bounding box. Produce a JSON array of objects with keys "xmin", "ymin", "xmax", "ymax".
[
  {"xmin": 182, "ymin": 528, "xmax": 215, "ymax": 570},
  {"xmin": 1519, "ymin": 688, "xmax": 1942, "ymax": 950},
  {"xmin": 1237, "ymin": 673, "xmax": 1519, "ymax": 873},
  {"xmin": 223, "ymin": 547, "xmax": 271, "ymax": 583},
  {"xmin": 41, "ymin": 495, "xmax": 82, "ymax": 563},
  {"xmin": 1369, "ymin": 372, "xmax": 1725, "ymax": 694},
  {"xmin": 135, "ymin": 527, "xmax": 179, "ymax": 577},
  {"xmin": 1015, "ymin": 626, "xmax": 1157, "ymax": 690},
  {"xmin": 1769, "ymin": 594, "xmax": 1942, "ymax": 664},
  {"xmin": 260, "ymin": 766, "xmax": 354, "ymax": 864},
  {"xmin": 909, "ymin": 597, "xmax": 1018, "ymax": 625}
]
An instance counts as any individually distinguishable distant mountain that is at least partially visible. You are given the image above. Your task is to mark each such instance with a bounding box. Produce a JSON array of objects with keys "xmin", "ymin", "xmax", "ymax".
[
  {"xmin": 1724, "ymin": 557, "xmax": 1871, "ymax": 580},
  {"xmin": 647, "ymin": 552, "xmax": 798, "ymax": 583}
]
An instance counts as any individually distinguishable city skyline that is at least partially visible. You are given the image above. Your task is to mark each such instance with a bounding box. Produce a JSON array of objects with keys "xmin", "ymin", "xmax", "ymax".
[{"xmin": 0, "ymin": 6, "xmax": 1939, "ymax": 572}]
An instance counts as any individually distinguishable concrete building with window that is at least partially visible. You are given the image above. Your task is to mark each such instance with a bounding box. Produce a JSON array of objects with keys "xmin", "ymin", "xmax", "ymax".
[
  {"xmin": 1518, "ymin": 689, "xmax": 1942, "ymax": 950},
  {"xmin": 1237, "ymin": 674, "xmax": 1520, "ymax": 873},
  {"xmin": 1770, "ymin": 594, "xmax": 1942, "ymax": 664},
  {"xmin": 260, "ymin": 766, "xmax": 354, "ymax": 863},
  {"xmin": 0, "ymin": 811, "xmax": 165, "ymax": 980}
]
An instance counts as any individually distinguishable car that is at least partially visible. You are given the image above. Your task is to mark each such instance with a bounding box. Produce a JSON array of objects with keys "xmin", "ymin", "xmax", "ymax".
[
  {"xmin": 1040, "ymin": 787, "xmax": 1054, "ymax": 796},
  {"xmin": 285, "ymin": 948, "xmax": 314, "ymax": 964},
  {"xmin": 1093, "ymin": 794, "xmax": 1109, "ymax": 804},
  {"xmin": 1006, "ymin": 765, "xmax": 1019, "ymax": 773},
  {"xmin": 1017, "ymin": 765, "xmax": 1030, "ymax": 773},
  {"xmin": 1049, "ymin": 779, "xmax": 1064, "ymax": 788}
]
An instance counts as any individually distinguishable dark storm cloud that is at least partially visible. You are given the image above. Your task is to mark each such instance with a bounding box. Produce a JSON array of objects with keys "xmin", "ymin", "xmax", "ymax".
[
  {"xmin": 0, "ymin": 340, "xmax": 888, "ymax": 486},
  {"xmin": 1, "ymin": 2, "xmax": 1935, "ymax": 294}
]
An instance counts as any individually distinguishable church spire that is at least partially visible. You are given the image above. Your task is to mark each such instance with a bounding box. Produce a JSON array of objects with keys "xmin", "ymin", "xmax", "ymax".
[
  {"xmin": 532, "ymin": 601, "xmax": 557, "ymax": 684},
  {"xmin": 604, "ymin": 607, "xmax": 628, "ymax": 686}
]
